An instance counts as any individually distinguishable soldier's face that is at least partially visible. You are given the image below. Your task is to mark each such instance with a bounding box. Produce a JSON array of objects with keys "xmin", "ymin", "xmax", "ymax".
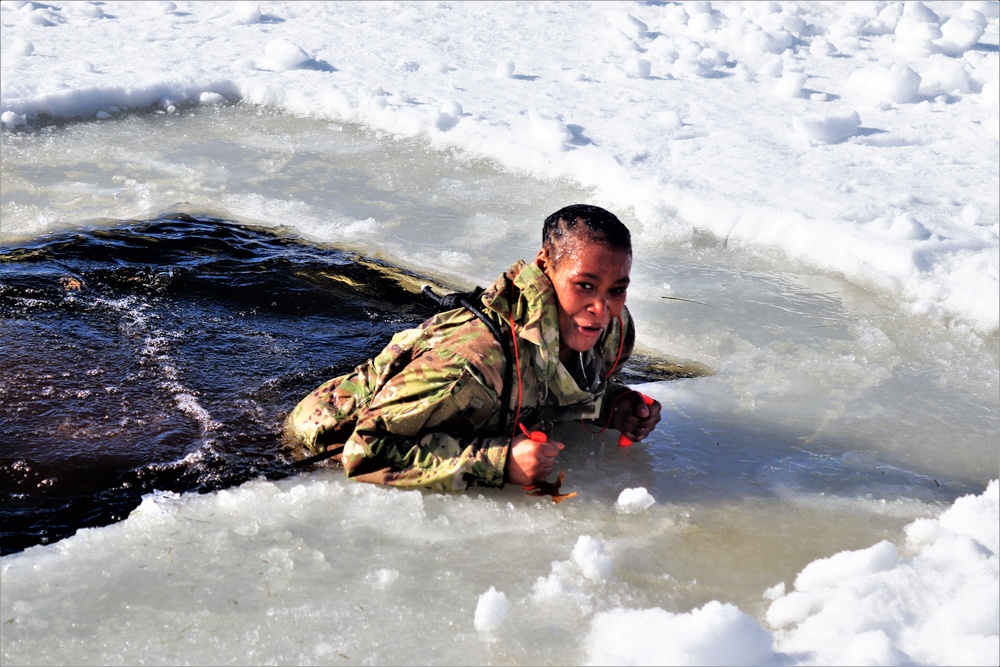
[{"xmin": 536, "ymin": 237, "xmax": 631, "ymax": 364}]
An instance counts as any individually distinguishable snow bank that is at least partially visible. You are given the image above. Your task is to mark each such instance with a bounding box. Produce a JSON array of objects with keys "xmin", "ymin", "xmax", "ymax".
[
  {"xmin": 580, "ymin": 480, "xmax": 999, "ymax": 666},
  {"xmin": 766, "ymin": 479, "xmax": 1000, "ymax": 666},
  {"xmin": 2, "ymin": 475, "xmax": 996, "ymax": 666}
]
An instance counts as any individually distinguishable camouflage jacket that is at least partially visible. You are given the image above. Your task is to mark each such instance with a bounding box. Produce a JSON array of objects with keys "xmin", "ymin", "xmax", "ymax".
[{"xmin": 285, "ymin": 260, "xmax": 635, "ymax": 491}]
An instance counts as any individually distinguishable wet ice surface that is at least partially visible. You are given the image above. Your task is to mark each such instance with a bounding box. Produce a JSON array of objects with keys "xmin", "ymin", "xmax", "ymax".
[{"xmin": 1, "ymin": 105, "xmax": 997, "ymax": 665}]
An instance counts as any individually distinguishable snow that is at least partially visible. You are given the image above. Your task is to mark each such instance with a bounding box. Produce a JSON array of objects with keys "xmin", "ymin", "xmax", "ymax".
[
  {"xmin": 3, "ymin": 482, "xmax": 993, "ymax": 665},
  {"xmin": 1, "ymin": 1, "xmax": 998, "ymax": 665},
  {"xmin": 474, "ymin": 586, "xmax": 509, "ymax": 634},
  {"xmin": 572, "ymin": 535, "xmax": 616, "ymax": 582},
  {"xmin": 585, "ymin": 602, "xmax": 777, "ymax": 667},
  {"xmin": 586, "ymin": 482, "xmax": 999, "ymax": 666},
  {"xmin": 765, "ymin": 480, "xmax": 1000, "ymax": 666},
  {"xmin": 615, "ymin": 486, "xmax": 657, "ymax": 513},
  {"xmin": 1, "ymin": 0, "xmax": 997, "ymax": 333}
]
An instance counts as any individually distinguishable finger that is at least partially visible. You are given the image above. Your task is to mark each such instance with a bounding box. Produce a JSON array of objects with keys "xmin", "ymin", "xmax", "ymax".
[
  {"xmin": 622, "ymin": 426, "xmax": 643, "ymax": 441},
  {"xmin": 632, "ymin": 417, "xmax": 657, "ymax": 431},
  {"xmin": 628, "ymin": 410, "xmax": 660, "ymax": 428},
  {"xmin": 540, "ymin": 441, "xmax": 564, "ymax": 456},
  {"xmin": 620, "ymin": 420, "xmax": 643, "ymax": 440},
  {"xmin": 623, "ymin": 415, "xmax": 647, "ymax": 432},
  {"xmin": 624, "ymin": 420, "xmax": 654, "ymax": 441}
]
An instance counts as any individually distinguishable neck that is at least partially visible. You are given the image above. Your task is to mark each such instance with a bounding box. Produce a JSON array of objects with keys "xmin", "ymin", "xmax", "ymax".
[{"xmin": 558, "ymin": 342, "xmax": 577, "ymax": 366}]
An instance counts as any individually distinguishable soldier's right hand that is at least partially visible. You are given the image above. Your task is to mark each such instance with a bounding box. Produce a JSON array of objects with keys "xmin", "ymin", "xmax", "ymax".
[{"xmin": 506, "ymin": 432, "xmax": 564, "ymax": 487}]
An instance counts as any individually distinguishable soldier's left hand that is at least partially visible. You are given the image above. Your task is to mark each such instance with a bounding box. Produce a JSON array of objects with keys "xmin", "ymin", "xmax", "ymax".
[{"xmin": 612, "ymin": 391, "xmax": 661, "ymax": 443}]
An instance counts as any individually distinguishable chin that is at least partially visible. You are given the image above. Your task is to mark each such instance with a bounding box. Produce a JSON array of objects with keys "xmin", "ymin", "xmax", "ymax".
[{"xmin": 569, "ymin": 338, "xmax": 600, "ymax": 353}]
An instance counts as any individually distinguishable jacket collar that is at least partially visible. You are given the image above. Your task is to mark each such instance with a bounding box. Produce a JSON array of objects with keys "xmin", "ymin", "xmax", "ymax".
[
  {"xmin": 482, "ymin": 260, "xmax": 559, "ymax": 380},
  {"xmin": 482, "ymin": 259, "xmax": 611, "ymax": 404}
]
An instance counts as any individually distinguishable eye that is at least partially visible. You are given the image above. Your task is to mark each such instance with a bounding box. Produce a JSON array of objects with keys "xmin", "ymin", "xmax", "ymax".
[
  {"xmin": 575, "ymin": 281, "xmax": 594, "ymax": 291},
  {"xmin": 611, "ymin": 287, "xmax": 628, "ymax": 296}
]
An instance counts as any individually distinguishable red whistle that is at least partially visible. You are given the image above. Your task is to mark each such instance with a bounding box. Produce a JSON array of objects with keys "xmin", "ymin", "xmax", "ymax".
[
  {"xmin": 617, "ymin": 393, "xmax": 655, "ymax": 447},
  {"xmin": 519, "ymin": 423, "xmax": 548, "ymax": 443}
]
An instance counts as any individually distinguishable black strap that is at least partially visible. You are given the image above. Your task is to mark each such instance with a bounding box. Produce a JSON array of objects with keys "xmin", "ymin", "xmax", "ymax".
[
  {"xmin": 291, "ymin": 444, "xmax": 345, "ymax": 467},
  {"xmin": 422, "ymin": 284, "xmax": 515, "ymax": 435}
]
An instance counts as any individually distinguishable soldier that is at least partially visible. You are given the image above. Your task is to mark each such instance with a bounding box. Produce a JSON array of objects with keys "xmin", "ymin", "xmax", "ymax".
[{"xmin": 285, "ymin": 204, "xmax": 662, "ymax": 490}]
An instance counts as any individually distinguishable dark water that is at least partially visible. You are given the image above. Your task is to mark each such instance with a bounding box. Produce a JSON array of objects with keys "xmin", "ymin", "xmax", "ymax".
[
  {"xmin": 0, "ymin": 215, "xmax": 447, "ymax": 555},
  {"xmin": 0, "ymin": 215, "xmax": 683, "ymax": 556}
]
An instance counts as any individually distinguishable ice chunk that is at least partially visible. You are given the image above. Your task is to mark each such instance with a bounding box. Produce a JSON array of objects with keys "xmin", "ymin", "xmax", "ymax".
[
  {"xmin": 199, "ymin": 92, "xmax": 225, "ymax": 106},
  {"xmin": 572, "ymin": 535, "xmax": 614, "ymax": 581},
  {"xmin": 766, "ymin": 590, "xmax": 817, "ymax": 628},
  {"xmin": 658, "ymin": 110, "xmax": 683, "ymax": 129},
  {"xmin": 263, "ymin": 38, "xmax": 313, "ymax": 71},
  {"xmin": 231, "ymin": 3, "xmax": 263, "ymax": 25},
  {"xmin": 365, "ymin": 568, "xmax": 400, "ymax": 591},
  {"xmin": 0, "ymin": 111, "xmax": 27, "ymax": 128},
  {"xmin": 6, "ymin": 38, "xmax": 33, "ymax": 56},
  {"xmin": 436, "ymin": 101, "xmax": 463, "ymax": 131},
  {"xmin": 887, "ymin": 212, "xmax": 930, "ymax": 240},
  {"xmin": 495, "ymin": 60, "xmax": 515, "ymax": 78},
  {"xmin": 937, "ymin": 13, "xmax": 986, "ymax": 55},
  {"xmin": 792, "ymin": 111, "xmax": 861, "ymax": 144},
  {"xmin": 473, "ymin": 586, "xmax": 508, "ymax": 633},
  {"xmin": 794, "ymin": 540, "xmax": 898, "ymax": 591},
  {"xmin": 624, "ymin": 57, "xmax": 651, "ymax": 79},
  {"xmin": 527, "ymin": 110, "xmax": 572, "ymax": 153},
  {"xmin": 773, "ymin": 72, "xmax": 807, "ymax": 98},
  {"xmin": 606, "ymin": 11, "xmax": 648, "ymax": 40},
  {"xmin": 585, "ymin": 602, "xmax": 777, "ymax": 666},
  {"xmin": 809, "ymin": 37, "xmax": 837, "ymax": 57},
  {"xmin": 935, "ymin": 478, "xmax": 999, "ymax": 554},
  {"xmin": 440, "ymin": 100, "xmax": 463, "ymax": 117},
  {"xmin": 70, "ymin": 2, "xmax": 105, "ymax": 19},
  {"xmin": 615, "ymin": 487, "xmax": 655, "ymax": 513},
  {"xmin": 849, "ymin": 63, "xmax": 922, "ymax": 104}
]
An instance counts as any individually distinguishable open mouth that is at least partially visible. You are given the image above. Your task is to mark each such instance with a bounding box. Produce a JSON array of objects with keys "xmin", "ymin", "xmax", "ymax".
[{"xmin": 575, "ymin": 323, "xmax": 604, "ymax": 337}]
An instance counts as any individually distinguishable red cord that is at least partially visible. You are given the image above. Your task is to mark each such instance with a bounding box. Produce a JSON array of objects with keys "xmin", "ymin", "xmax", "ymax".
[
  {"xmin": 579, "ymin": 389, "xmax": 633, "ymax": 435},
  {"xmin": 579, "ymin": 314, "xmax": 628, "ymax": 435},
  {"xmin": 508, "ymin": 295, "xmax": 625, "ymax": 442},
  {"xmin": 606, "ymin": 314, "xmax": 626, "ymax": 378},
  {"xmin": 509, "ymin": 304, "xmax": 524, "ymax": 442}
]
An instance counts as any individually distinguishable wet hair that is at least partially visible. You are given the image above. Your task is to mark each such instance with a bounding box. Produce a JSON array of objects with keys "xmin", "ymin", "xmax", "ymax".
[{"xmin": 542, "ymin": 204, "xmax": 632, "ymax": 264}]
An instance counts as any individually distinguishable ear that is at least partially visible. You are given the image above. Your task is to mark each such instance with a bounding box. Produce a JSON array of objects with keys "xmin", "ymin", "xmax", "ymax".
[{"xmin": 535, "ymin": 247, "xmax": 550, "ymax": 271}]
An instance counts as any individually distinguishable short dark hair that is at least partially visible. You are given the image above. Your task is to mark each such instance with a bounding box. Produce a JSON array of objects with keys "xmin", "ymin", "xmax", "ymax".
[{"xmin": 542, "ymin": 204, "xmax": 632, "ymax": 259}]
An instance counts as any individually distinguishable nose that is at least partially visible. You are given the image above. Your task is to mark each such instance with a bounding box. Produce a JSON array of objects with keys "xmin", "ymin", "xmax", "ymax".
[{"xmin": 588, "ymin": 294, "xmax": 609, "ymax": 317}]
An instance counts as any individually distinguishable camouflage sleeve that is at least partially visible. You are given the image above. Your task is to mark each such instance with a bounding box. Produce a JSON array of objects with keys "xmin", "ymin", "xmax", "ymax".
[{"xmin": 339, "ymin": 351, "xmax": 509, "ymax": 491}]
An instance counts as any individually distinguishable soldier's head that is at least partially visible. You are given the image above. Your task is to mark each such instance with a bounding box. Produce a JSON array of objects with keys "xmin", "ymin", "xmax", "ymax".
[
  {"xmin": 540, "ymin": 204, "xmax": 632, "ymax": 266},
  {"xmin": 535, "ymin": 205, "xmax": 632, "ymax": 363}
]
